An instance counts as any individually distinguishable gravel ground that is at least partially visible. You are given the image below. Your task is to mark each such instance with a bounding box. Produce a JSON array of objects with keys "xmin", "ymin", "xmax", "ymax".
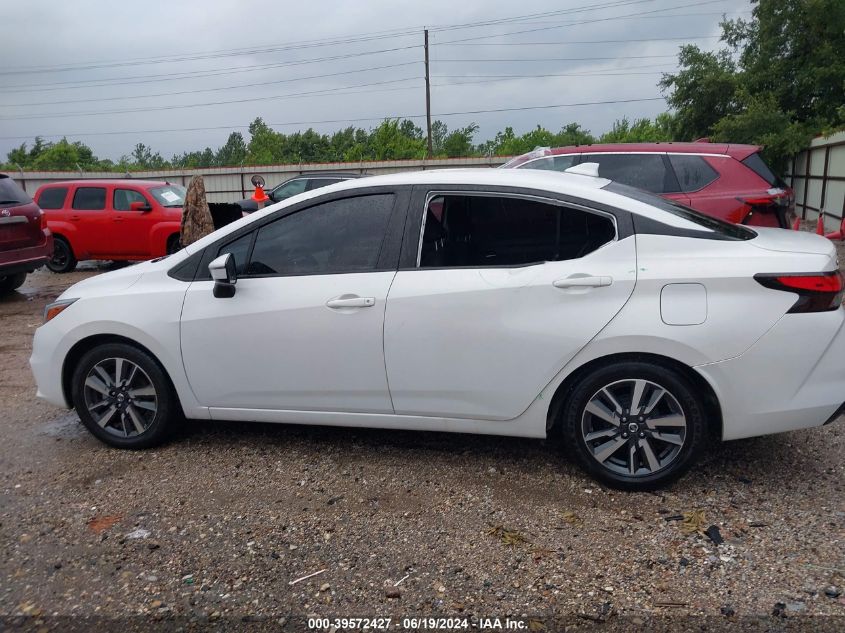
[{"xmin": 1, "ymin": 261, "xmax": 844, "ymax": 632}]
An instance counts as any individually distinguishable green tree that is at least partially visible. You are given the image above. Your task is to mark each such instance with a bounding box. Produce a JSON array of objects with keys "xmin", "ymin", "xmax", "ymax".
[
  {"xmin": 215, "ymin": 132, "xmax": 247, "ymax": 166},
  {"xmin": 661, "ymin": 0, "xmax": 845, "ymax": 167}
]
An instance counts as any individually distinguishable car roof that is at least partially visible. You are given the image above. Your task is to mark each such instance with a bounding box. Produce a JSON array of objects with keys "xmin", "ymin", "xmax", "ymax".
[
  {"xmin": 543, "ymin": 142, "xmax": 760, "ymax": 160},
  {"xmin": 286, "ymin": 172, "xmax": 365, "ymax": 179},
  {"xmin": 314, "ymin": 167, "xmax": 610, "ymax": 194},
  {"xmin": 36, "ymin": 179, "xmax": 176, "ymax": 188}
]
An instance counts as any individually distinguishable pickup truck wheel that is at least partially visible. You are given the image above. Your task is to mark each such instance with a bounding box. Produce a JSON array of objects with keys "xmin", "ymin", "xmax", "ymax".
[
  {"xmin": 166, "ymin": 235, "xmax": 181, "ymax": 255},
  {"xmin": 47, "ymin": 237, "xmax": 77, "ymax": 273},
  {"xmin": 0, "ymin": 272, "xmax": 27, "ymax": 294}
]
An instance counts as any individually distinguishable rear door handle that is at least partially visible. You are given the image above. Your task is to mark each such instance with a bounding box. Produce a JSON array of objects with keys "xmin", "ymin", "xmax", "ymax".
[
  {"xmin": 553, "ymin": 276, "xmax": 613, "ymax": 288},
  {"xmin": 70, "ymin": 215, "xmax": 81, "ymax": 221},
  {"xmin": 326, "ymin": 296, "xmax": 375, "ymax": 309}
]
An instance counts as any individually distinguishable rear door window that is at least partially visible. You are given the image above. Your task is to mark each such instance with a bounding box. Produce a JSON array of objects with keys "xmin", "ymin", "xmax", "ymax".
[
  {"xmin": 668, "ymin": 155, "xmax": 719, "ymax": 192},
  {"xmin": 72, "ymin": 187, "xmax": 106, "ymax": 210},
  {"xmin": 418, "ymin": 194, "xmax": 615, "ymax": 268},
  {"xmin": 581, "ymin": 154, "xmax": 679, "ymax": 193},
  {"xmin": 37, "ymin": 187, "xmax": 68, "ymax": 209}
]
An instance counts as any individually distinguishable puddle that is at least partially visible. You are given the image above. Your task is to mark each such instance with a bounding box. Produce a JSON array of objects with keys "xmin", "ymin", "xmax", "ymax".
[{"xmin": 39, "ymin": 412, "xmax": 86, "ymax": 439}]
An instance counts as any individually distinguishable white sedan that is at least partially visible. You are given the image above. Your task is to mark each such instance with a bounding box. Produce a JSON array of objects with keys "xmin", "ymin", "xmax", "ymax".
[{"xmin": 30, "ymin": 167, "xmax": 845, "ymax": 490}]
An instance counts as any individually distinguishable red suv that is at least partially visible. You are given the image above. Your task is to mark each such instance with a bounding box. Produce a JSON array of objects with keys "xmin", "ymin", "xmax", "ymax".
[
  {"xmin": 0, "ymin": 174, "xmax": 53, "ymax": 294},
  {"xmin": 34, "ymin": 180, "xmax": 185, "ymax": 273},
  {"xmin": 502, "ymin": 142, "xmax": 795, "ymax": 228}
]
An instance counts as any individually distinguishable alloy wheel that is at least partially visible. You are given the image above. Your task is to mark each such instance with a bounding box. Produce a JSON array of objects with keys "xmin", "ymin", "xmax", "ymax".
[
  {"xmin": 580, "ymin": 378, "xmax": 687, "ymax": 477},
  {"xmin": 82, "ymin": 357, "xmax": 158, "ymax": 438}
]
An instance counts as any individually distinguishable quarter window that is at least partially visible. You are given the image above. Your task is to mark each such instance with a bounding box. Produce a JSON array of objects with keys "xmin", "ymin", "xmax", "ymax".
[
  {"xmin": 668, "ymin": 155, "xmax": 719, "ymax": 192},
  {"xmin": 72, "ymin": 187, "xmax": 106, "ymax": 210},
  {"xmin": 245, "ymin": 194, "xmax": 394, "ymax": 276},
  {"xmin": 113, "ymin": 189, "xmax": 149, "ymax": 211},
  {"xmin": 580, "ymin": 154, "xmax": 679, "ymax": 193},
  {"xmin": 418, "ymin": 194, "xmax": 615, "ymax": 268},
  {"xmin": 217, "ymin": 231, "xmax": 255, "ymax": 276},
  {"xmin": 37, "ymin": 187, "xmax": 68, "ymax": 209}
]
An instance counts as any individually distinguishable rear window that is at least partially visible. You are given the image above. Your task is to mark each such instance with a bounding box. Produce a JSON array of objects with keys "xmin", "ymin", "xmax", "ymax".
[
  {"xmin": 741, "ymin": 152, "xmax": 781, "ymax": 187},
  {"xmin": 37, "ymin": 187, "xmax": 68, "ymax": 209},
  {"xmin": 0, "ymin": 175, "xmax": 33, "ymax": 206},
  {"xmin": 605, "ymin": 182, "xmax": 755, "ymax": 241}
]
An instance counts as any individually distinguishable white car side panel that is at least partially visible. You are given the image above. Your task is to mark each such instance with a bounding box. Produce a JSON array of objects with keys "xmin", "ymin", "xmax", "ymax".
[
  {"xmin": 29, "ymin": 269, "xmax": 208, "ymax": 418},
  {"xmin": 696, "ymin": 309, "xmax": 845, "ymax": 439},
  {"xmin": 384, "ymin": 237, "xmax": 637, "ymax": 420},
  {"xmin": 180, "ymin": 273, "xmax": 396, "ymax": 413}
]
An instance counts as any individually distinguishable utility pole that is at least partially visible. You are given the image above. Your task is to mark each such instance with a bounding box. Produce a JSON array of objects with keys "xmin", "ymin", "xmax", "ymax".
[{"xmin": 424, "ymin": 29, "xmax": 433, "ymax": 159}]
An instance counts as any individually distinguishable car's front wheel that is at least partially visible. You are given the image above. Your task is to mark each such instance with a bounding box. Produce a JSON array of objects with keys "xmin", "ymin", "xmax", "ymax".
[
  {"xmin": 71, "ymin": 343, "xmax": 177, "ymax": 449},
  {"xmin": 47, "ymin": 237, "xmax": 77, "ymax": 273},
  {"xmin": 560, "ymin": 361, "xmax": 706, "ymax": 490},
  {"xmin": 0, "ymin": 272, "xmax": 27, "ymax": 295}
]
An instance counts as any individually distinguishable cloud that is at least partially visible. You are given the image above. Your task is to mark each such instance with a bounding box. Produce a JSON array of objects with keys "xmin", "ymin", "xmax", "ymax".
[{"xmin": 0, "ymin": 0, "xmax": 749, "ymax": 160}]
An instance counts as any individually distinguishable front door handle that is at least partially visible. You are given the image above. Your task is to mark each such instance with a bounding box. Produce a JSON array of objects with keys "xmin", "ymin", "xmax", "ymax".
[
  {"xmin": 326, "ymin": 296, "xmax": 375, "ymax": 309},
  {"xmin": 553, "ymin": 276, "xmax": 612, "ymax": 289}
]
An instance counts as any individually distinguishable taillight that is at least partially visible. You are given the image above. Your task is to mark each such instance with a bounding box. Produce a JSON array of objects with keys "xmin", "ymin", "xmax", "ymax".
[
  {"xmin": 38, "ymin": 209, "xmax": 47, "ymax": 230},
  {"xmin": 755, "ymin": 271, "xmax": 844, "ymax": 313}
]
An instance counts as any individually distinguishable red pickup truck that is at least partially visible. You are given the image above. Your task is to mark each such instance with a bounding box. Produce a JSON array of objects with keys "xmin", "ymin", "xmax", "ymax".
[
  {"xmin": 0, "ymin": 174, "xmax": 52, "ymax": 294},
  {"xmin": 34, "ymin": 180, "xmax": 185, "ymax": 272}
]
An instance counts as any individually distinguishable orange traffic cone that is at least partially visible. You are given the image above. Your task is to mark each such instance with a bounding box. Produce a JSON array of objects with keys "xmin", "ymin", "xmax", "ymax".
[
  {"xmin": 816, "ymin": 211, "xmax": 825, "ymax": 235},
  {"xmin": 791, "ymin": 216, "xmax": 801, "ymax": 231},
  {"xmin": 252, "ymin": 184, "xmax": 270, "ymax": 210}
]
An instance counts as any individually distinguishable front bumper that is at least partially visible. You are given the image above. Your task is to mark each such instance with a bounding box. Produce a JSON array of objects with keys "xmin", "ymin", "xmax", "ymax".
[
  {"xmin": 30, "ymin": 320, "xmax": 72, "ymax": 409},
  {"xmin": 695, "ymin": 308, "xmax": 845, "ymax": 440}
]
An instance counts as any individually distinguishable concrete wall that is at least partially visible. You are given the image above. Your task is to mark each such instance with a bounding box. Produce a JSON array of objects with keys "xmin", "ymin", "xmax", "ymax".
[
  {"xmin": 786, "ymin": 131, "xmax": 845, "ymax": 232},
  {"xmin": 7, "ymin": 156, "xmax": 508, "ymax": 204}
]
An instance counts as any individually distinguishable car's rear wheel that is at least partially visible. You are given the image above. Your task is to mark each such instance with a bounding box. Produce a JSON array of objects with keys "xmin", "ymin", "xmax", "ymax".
[
  {"xmin": 0, "ymin": 272, "xmax": 27, "ymax": 295},
  {"xmin": 47, "ymin": 237, "xmax": 77, "ymax": 273},
  {"xmin": 560, "ymin": 361, "xmax": 706, "ymax": 490},
  {"xmin": 71, "ymin": 343, "xmax": 177, "ymax": 449}
]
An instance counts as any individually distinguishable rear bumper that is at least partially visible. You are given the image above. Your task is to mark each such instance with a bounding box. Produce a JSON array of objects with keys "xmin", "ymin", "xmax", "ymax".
[
  {"xmin": 695, "ymin": 308, "xmax": 845, "ymax": 440},
  {"xmin": 0, "ymin": 234, "xmax": 53, "ymax": 276}
]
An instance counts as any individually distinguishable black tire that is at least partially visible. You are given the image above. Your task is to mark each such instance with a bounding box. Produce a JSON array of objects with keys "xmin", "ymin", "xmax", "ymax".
[
  {"xmin": 559, "ymin": 361, "xmax": 706, "ymax": 491},
  {"xmin": 0, "ymin": 272, "xmax": 27, "ymax": 294},
  {"xmin": 47, "ymin": 237, "xmax": 77, "ymax": 273},
  {"xmin": 71, "ymin": 343, "xmax": 178, "ymax": 449},
  {"xmin": 166, "ymin": 234, "xmax": 181, "ymax": 255}
]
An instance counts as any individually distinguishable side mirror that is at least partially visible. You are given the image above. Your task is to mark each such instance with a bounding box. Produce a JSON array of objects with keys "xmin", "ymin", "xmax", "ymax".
[
  {"xmin": 129, "ymin": 201, "xmax": 152, "ymax": 212},
  {"xmin": 209, "ymin": 253, "xmax": 237, "ymax": 298}
]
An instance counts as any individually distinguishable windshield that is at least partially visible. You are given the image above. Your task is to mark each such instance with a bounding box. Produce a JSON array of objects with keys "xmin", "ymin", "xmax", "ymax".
[
  {"xmin": 149, "ymin": 184, "xmax": 186, "ymax": 208},
  {"xmin": 605, "ymin": 182, "xmax": 756, "ymax": 241},
  {"xmin": 0, "ymin": 175, "xmax": 33, "ymax": 206}
]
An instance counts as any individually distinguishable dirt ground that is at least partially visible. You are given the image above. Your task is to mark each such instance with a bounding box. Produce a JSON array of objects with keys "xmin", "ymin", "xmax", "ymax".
[{"xmin": 1, "ymin": 263, "xmax": 843, "ymax": 631}]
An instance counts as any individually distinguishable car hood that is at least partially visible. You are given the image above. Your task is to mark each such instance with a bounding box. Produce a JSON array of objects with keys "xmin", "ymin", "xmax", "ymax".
[
  {"xmin": 750, "ymin": 227, "xmax": 836, "ymax": 257},
  {"xmin": 56, "ymin": 259, "xmax": 160, "ymax": 301}
]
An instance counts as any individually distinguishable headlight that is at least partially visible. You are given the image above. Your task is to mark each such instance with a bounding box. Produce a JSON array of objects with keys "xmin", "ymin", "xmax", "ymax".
[{"xmin": 44, "ymin": 298, "xmax": 78, "ymax": 323}]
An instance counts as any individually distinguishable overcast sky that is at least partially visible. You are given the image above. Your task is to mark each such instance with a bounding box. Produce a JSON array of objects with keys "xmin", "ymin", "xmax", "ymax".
[{"xmin": 0, "ymin": 0, "xmax": 751, "ymax": 162}]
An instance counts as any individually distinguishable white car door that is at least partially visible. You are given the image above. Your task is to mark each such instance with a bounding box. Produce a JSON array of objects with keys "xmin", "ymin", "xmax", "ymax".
[
  {"xmin": 180, "ymin": 191, "xmax": 404, "ymax": 414},
  {"xmin": 384, "ymin": 190, "xmax": 636, "ymax": 420}
]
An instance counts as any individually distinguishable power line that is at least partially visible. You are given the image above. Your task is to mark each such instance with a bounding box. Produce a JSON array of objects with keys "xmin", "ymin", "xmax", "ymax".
[
  {"xmin": 435, "ymin": 0, "xmax": 733, "ymax": 45},
  {"xmin": 432, "ymin": 71, "xmax": 673, "ymax": 86},
  {"xmin": 0, "ymin": 0, "xmax": 659, "ymax": 75},
  {"xmin": 434, "ymin": 55, "xmax": 677, "ymax": 62},
  {"xmin": 0, "ymin": 96, "xmax": 665, "ymax": 141},
  {"xmin": 1, "ymin": 62, "xmax": 420, "ymax": 108},
  {"xmin": 0, "ymin": 78, "xmax": 424, "ymax": 121},
  {"xmin": 1, "ymin": 45, "xmax": 421, "ymax": 92},
  {"xmin": 436, "ymin": 35, "xmax": 721, "ymax": 45}
]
